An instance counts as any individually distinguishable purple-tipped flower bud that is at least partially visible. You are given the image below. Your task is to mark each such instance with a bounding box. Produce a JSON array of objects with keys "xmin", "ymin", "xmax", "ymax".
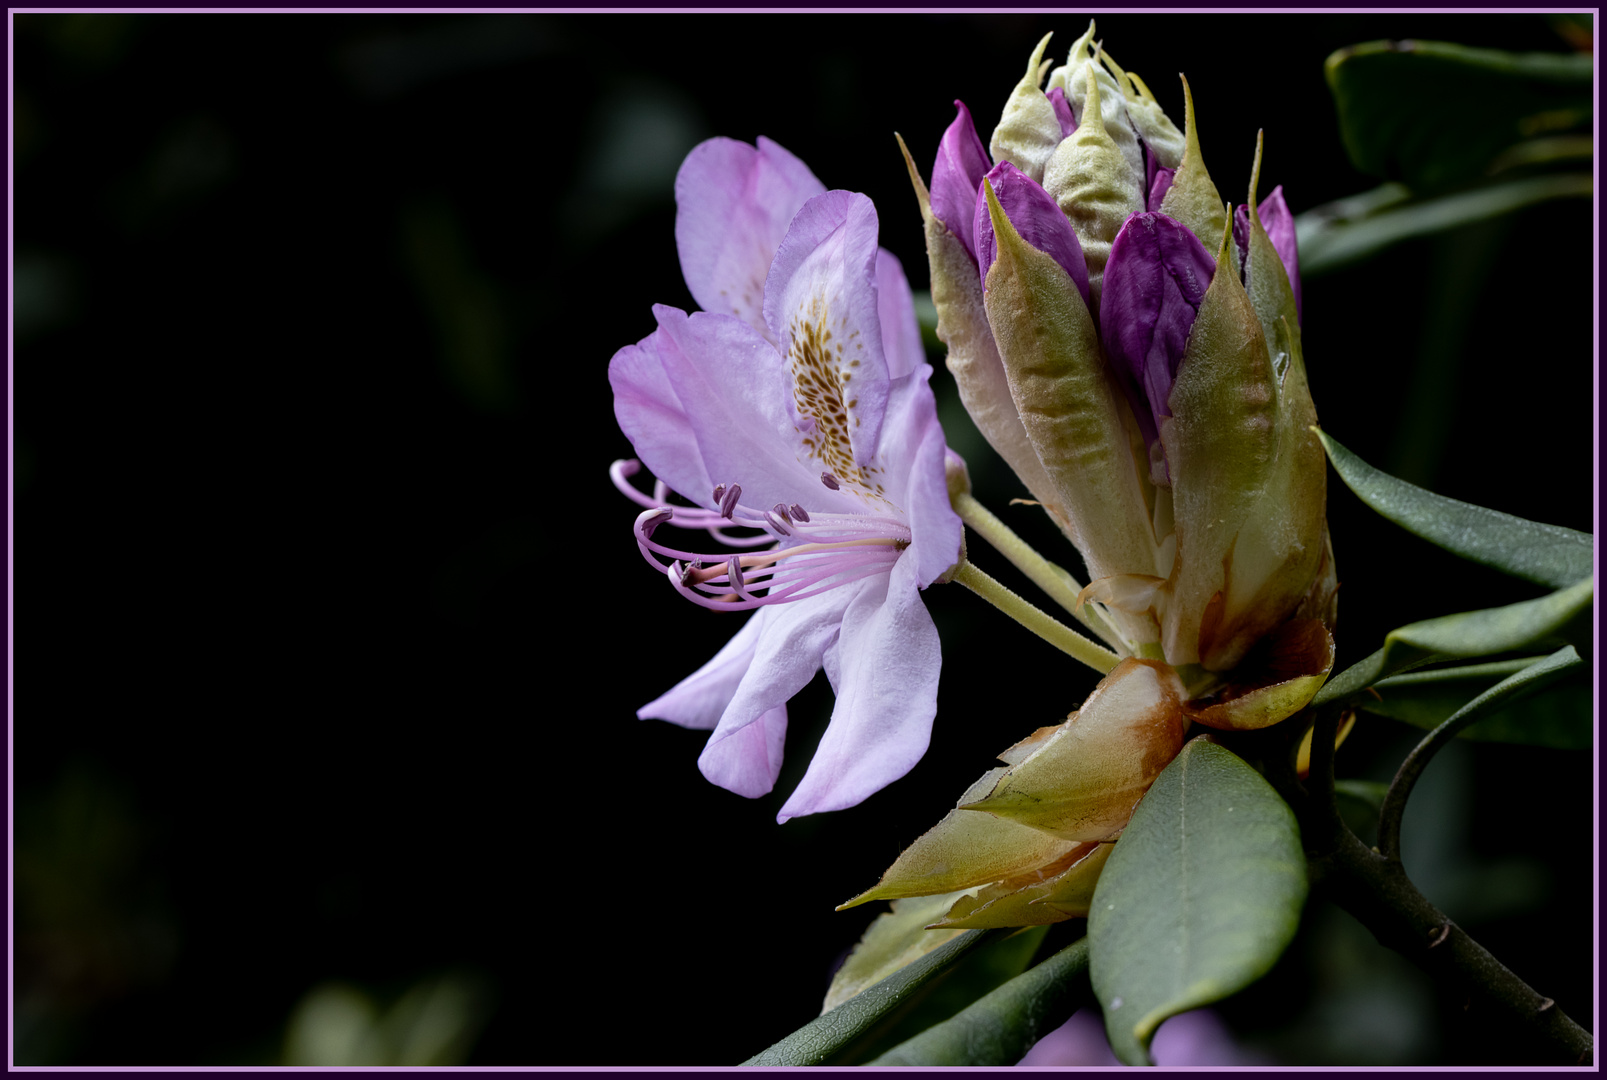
[
  {"xmin": 1045, "ymin": 86, "xmax": 1078, "ymax": 139},
  {"xmin": 1233, "ymin": 185, "xmax": 1301, "ymax": 323},
  {"xmin": 930, "ymin": 100, "xmax": 992, "ymax": 262},
  {"xmin": 1147, "ymin": 168, "xmax": 1175, "ymax": 212},
  {"xmin": 917, "ymin": 23, "xmax": 1331, "ymax": 675},
  {"xmin": 1100, "ymin": 211, "xmax": 1216, "ymax": 476},
  {"xmin": 973, "ymin": 162, "xmax": 1092, "ymax": 308}
]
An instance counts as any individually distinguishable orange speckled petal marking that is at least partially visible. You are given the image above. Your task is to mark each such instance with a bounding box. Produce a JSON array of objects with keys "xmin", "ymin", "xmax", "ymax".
[{"xmin": 764, "ymin": 190, "xmax": 892, "ymax": 487}]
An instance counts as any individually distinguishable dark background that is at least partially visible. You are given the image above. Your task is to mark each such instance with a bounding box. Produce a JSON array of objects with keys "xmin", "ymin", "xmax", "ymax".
[{"xmin": 13, "ymin": 12, "xmax": 1594, "ymax": 1066}]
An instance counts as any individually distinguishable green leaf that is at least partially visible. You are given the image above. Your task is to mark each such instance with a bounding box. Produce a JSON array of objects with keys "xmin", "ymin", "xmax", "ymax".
[
  {"xmin": 1401, "ymin": 646, "xmax": 1584, "ymax": 751},
  {"xmin": 741, "ymin": 929, "xmax": 995, "ymax": 1065},
  {"xmin": 1318, "ymin": 431, "xmax": 1593, "ymax": 587},
  {"xmin": 1313, "ymin": 578, "xmax": 1593, "ymax": 708},
  {"xmin": 1296, "ymin": 173, "xmax": 1591, "ymax": 277},
  {"xmin": 1087, "ymin": 739, "xmax": 1306, "ymax": 1066},
  {"xmin": 1365, "ymin": 657, "xmax": 1593, "ymax": 749},
  {"xmin": 823, "ymin": 893, "xmax": 970, "ymax": 1013},
  {"xmin": 743, "ymin": 925, "xmax": 1044, "ymax": 1065},
  {"xmin": 1325, "ymin": 39, "xmax": 1592, "ymax": 193},
  {"xmin": 870, "ymin": 938, "xmax": 1092, "ymax": 1065}
]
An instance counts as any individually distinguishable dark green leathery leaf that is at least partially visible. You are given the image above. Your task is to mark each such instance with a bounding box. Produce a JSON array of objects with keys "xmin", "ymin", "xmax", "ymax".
[
  {"xmin": 1088, "ymin": 739, "xmax": 1306, "ymax": 1066},
  {"xmin": 1325, "ymin": 39, "xmax": 1592, "ymax": 194},
  {"xmin": 1318, "ymin": 430, "xmax": 1591, "ymax": 588},
  {"xmin": 870, "ymin": 937, "xmax": 1094, "ymax": 1065},
  {"xmin": 1371, "ymin": 647, "xmax": 1588, "ymax": 750},
  {"xmin": 742, "ymin": 929, "xmax": 1003, "ymax": 1065},
  {"xmin": 1313, "ymin": 577, "xmax": 1594, "ymax": 709}
]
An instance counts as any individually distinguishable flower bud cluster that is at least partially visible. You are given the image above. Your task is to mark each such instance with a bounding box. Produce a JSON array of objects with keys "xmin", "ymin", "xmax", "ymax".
[
  {"xmin": 906, "ymin": 22, "xmax": 1334, "ymax": 677},
  {"xmin": 857, "ymin": 24, "xmax": 1342, "ymax": 928}
]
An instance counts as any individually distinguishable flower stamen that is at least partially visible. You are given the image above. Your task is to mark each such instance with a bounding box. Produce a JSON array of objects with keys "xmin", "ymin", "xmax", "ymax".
[{"xmin": 619, "ymin": 461, "xmax": 913, "ymax": 612}]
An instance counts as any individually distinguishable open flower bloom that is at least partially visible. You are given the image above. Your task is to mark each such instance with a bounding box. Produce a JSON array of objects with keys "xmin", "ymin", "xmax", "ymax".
[
  {"xmin": 906, "ymin": 23, "xmax": 1335, "ymax": 684},
  {"xmin": 610, "ymin": 137, "xmax": 963, "ymax": 821}
]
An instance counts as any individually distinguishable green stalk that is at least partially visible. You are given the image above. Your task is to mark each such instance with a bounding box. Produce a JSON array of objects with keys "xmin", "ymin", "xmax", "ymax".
[
  {"xmin": 952, "ymin": 560, "xmax": 1122, "ymax": 675},
  {"xmin": 951, "ymin": 492, "xmax": 1127, "ymax": 653}
]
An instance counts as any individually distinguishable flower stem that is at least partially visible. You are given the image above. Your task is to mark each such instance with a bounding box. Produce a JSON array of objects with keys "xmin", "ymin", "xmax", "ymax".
[
  {"xmin": 951, "ymin": 492, "xmax": 1127, "ymax": 653},
  {"xmin": 952, "ymin": 560, "xmax": 1122, "ymax": 675}
]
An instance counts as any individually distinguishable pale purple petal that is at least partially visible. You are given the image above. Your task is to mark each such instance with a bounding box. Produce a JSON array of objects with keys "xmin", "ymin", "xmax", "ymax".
[
  {"xmin": 639, "ymin": 304, "xmax": 863, "ymax": 516},
  {"xmin": 1100, "ymin": 212, "xmax": 1216, "ymax": 460},
  {"xmin": 870, "ymin": 364, "xmax": 963, "ymax": 589},
  {"xmin": 1235, "ymin": 186, "xmax": 1302, "ymax": 324},
  {"xmin": 973, "ymin": 162, "xmax": 1091, "ymax": 308},
  {"xmin": 929, "ymin": 100, "xmax": 992, "ymax": 261},
  {"xmin": 710, "ymin": 584, "xmax": 861, "ymax": 745},
  {"xmin": 638, "ymin": 613, "xmax": 766, "ymax": 730},
  {"xmin": 675, "ymin": 136, "xmax": 827, "ymax": 339},
  {"xmin": 777, "ymin": 556, "xmax": 940, "ymax": 821},
  {"xmin": 1046, "ymin": 86, "xmax": 1077, "ymax": 138},
  {"xmin": 763, "ymin": 190, "xmax": 891, "ymax": 465},
  {"xmin": 609, "ymin": 318, "xmax": 716, "ymax": 508},
  {"xmin": 876, "ymin": 248, "xmax": 925, "ymax": 381},
  {"xmin": 697, "ymin": 705, "xmax": 788, "ymax": 798}
]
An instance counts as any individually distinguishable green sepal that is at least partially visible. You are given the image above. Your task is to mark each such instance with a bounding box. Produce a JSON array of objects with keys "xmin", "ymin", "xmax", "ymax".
[
  {"xmin": 1157, "ymin": 75, "xmax": 1229, "ymax": 258},
  {"xmin": 870, "ymin": 937, "xmax": 1093, "ymax": 1066},
  {"xmin": 823, "ymin": 892, "xmax": 971, "ymax": 1013},
  {"xmin": 897, "ymin": 133, "xmax": 1073, "ymax": 539},
  {"xmin": 1050, "ymin": 24, "xmax": 1146, "ymax": 206},
  {"xmin": 1100, "ymin": 52, "xmax": 1185, "ymax": 170},
  {"xmin": 931, "ymin": 843, "xmax": 1113, "ymax": 929},
  {"xmin": 989, "ymin": 32, "xmax": 1063, "ymax": 183},
  {"xmin": 961, "ymin": 659, "xmax": 1186, "ymax": 841},
  {"xmin": 837, "ymin": 767, "xmax": 1084, "ymax": 909},
  {"xmin": 1187, "ymin": 621, "xmax": 1334, "ymax": 731},
  {"xmin": 980, "ymin": 178, "xmax": 1158, "ymax": 586},
  {"xmin": 1088, "ymin": 738, "xmax": 1306, "ymax": 1066},
  {"xmin": 1317, "ymin": 430, "xmax": 1592, "ymax": 588},
  {"xmin": 1042, "ymin": 58, "xmax": 1145, "ymax": 304},
  {"xmin": 1161, "ymin": 215, "xmax": 1324, "ymax": 670}
]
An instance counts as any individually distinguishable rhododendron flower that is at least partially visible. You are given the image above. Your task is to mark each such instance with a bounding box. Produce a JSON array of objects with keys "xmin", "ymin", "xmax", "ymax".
[{"xmin": 609, "ymin": 137, "xmax": 963, "ymax": 821}]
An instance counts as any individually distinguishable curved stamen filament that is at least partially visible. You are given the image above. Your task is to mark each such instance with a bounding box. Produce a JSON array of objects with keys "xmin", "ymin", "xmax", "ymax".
[
  {"xmin": 667, "ymin": 546, "xmax": 899, "ymax": 610},
  {"xmin": 616, "ymin": 460, "xmax": 914, "ymax": 612}
]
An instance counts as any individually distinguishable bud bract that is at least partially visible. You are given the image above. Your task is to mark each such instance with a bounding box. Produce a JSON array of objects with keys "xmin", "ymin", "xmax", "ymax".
[{"xmin": 838, "ymin": 659, "xmax": 1184, "ymax": 929}]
